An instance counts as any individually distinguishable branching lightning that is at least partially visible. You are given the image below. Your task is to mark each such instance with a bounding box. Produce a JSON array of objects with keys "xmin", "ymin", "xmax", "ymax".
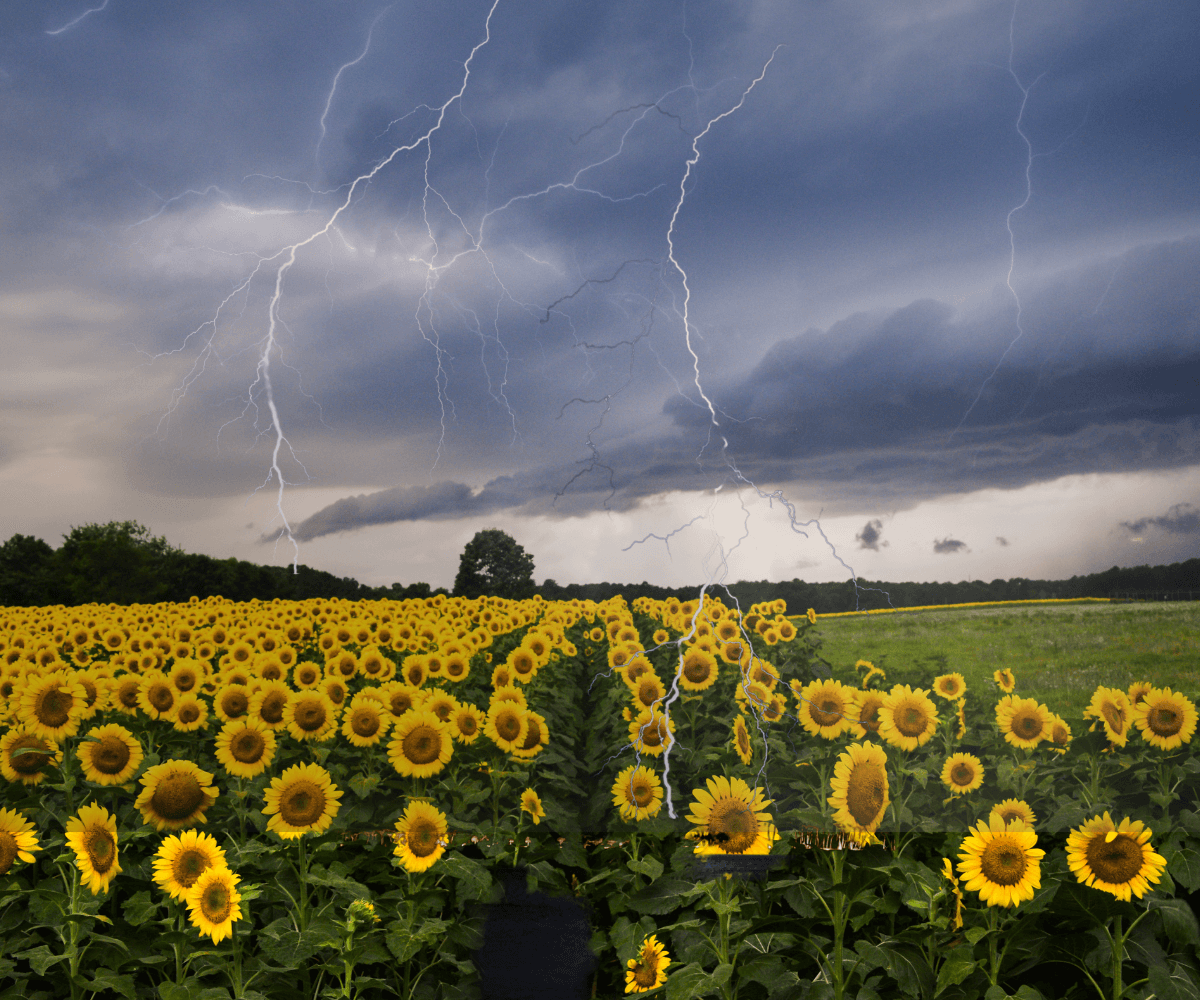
[{"xmin": 45, "ymin": 0, "xmax": 110, "ymax": 36}]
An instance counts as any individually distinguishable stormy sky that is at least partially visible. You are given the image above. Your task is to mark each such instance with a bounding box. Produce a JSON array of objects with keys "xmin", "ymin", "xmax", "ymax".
[{"xmin": 2, "ymin": 0, "xmax": 1198, "ymax": 593}]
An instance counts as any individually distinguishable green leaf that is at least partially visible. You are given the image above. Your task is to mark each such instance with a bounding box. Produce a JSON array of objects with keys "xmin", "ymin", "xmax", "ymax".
[
  {"xmin": 736, "ymin": 954, "xmax": 801, "ymax": 995},
  {"xmin": 346, "ymin": 773, "xmax": 380, "ymax": 799},
  {"xmin": 665, "ymin": 961, "xmax": 718, "ymax": 1000},
  {"xmin": 1152, "ymin": 898, "xmax": 1200, "ymax": 948},
  {"xmin": 934, "ymin": 950, "xmax": 975, "ymax": 996},
  {"xmin": 122, "ymin": 889, "xmax": 160, "ymax": 927},
  {"xmin": 629, "ymin": 855, "xmax": 665, "ymax": 881},
  {"xmin": 79, "ymin": 970, "xmax": 136, "ymax": 1000},
  {"xmin": 739, "ymin": 932, "xmax": 797, "ymax": 956},
  {"xmin": 964, "ymin": 925, "xmax": 989, "ymax": 945},
  {"xmin": 13, "ymin": 945, "xmax": 69, "ymax": 977},
  {"xmin": 437, "ymin": 851, "xmax": 492, "ymax": 901},
  {"xmin": 1149, "ymin": 963, "xmax": 1200, "ymax": 1000},
  {"xmin": 1169, "ymin": 847, "xmax": 1200, "ymax": 892},
  {"xmin": 880, "ymin": 941, "xmax": 935, "ymax": 998}
]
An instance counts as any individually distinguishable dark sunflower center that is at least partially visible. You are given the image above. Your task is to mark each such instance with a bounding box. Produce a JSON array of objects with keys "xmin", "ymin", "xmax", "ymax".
[
  {"xmin": 495, "ymin": 714, "xmax": 521, "ymax": 742},
  {"xmin": 811, "ymin": 699, "xmax": 842, "ymax": 727},
  {"xmin": 639, "ymin": 720, "xmax": 665, "ymax": 748},
  {"xmin": 92, "ymin": 736, "xmax": 131, "ymax": 774},
  {"xmin": 520, "ymin": 720, "xmax": 542, "ymax": 750},
  {"xmin": 846, "ymin": 762, "xmax": 887, "ymax": 826},
  {"xmin": 151, "ymin": 773, "xmax": 206, "ymax": 820},
  {"xmin": 632, "ymin": 781, "xmax": 652, "ymax": 806},
  {"xmin": 297, "ymin": 667, "xmax": 319, "ymax": 685},
  {"xmin": 9, "ymin": 736, "xmax": 52, "ymax": 774},
  {"xmin": 37, "ymin": 687, "xmax": 73, "ymax": 727},
  {"xmin": 261, "ymin": 665, "xmax": 282, "ymax": 681},
  {"xmin": 85, "ymin": 829, "xmax": 116, "ymax": 874},
  {"xmin": 148, "ymin": 684, "xmax": 175, "ymax": 713},
  {"xmin": 175, "ymin": 672, "xmax": 196, "ymax": 692},
  {"xmin": 260, "ymin": 691, "xmax": 287, "ymax": 724},
  {"xmin": 178, "ymin": 703, "xmax": 201, "ymax": 724},
  {"xmin": 201, "ymin": 883, "xmax": 232, "ymax": 923},
  {"xmin": 979, "ymin": 838, "xmax": 1028, "ymax": 886},
  {"xmin": 351, "ymin": 709, "xmax": 380, "ymax": 738},
  {"xmin": 458, "ymin": 715, "xmax": 477, "ymax": 735},
  {"xmin": 1086, "ymin": 833, "xmax": 1143, "ymax": 885},
  {"xmin": 431, "ymin": 702, "xmax": 452, "ymax": 722},
  {"xmin": 402, "ymin": 726, "xmax": 442, "ymax": 764},
  {"xmin": 896, "ymin": 704, "xmax": 927, "ymax": 737},
  {"xmin": 407, "ymin": 819, "xmax": 439, "ymax": 857},
  {"xmin": 280, "ymin": 781, "xmax": 325, "ymax": 826},
  {"xmin": 79, "ymin": 679, "xmax": 98, "ymax": 706},
  {"xmin": 406, "ymin": 667, "xmax": 423, "ymax": 685},
  {"xmin": 294, "ymin": 701, "xmax": 327, "ymax": 731},
  {"xmin": 446, "ymin": 660, "xmax": 464, "ymax": 676},
  {"xmin": 737, "ymin": 728, "xmax": 750, "ymax": 754},
  {"xmin": 684, "ymin": 656, "xmax": 710, "ymax": 683},
  {"xmin": 951, "ymin": 764, "xmax": 974, "ymax": 786},
  {"xmin": 174, "ymin": 849, "xmax": 208, "ymax": 887},
  {"xmin": 626, "ymin": 662, "xmax": 648, "ymax": 682},
  {"xmin": 1102, "ymin": 704, "xmax": 1126, "ymax": 732},
  {"xmin": 221, "ymin": 691, "xmax": 248, "ymax": 717},
  {"xmin": 633, "ymin": 957, "xmax": 659, "ymax": 988},
  {"xmin": 326, "ymin": 685, "xmax": 346, "ymax": 705},
  {"xmin": 707, "ymin": 800, "xmax": 758, "ymax": 854},
  {"xmin": 1148, "ymin": 707, "xmax": 1181, "ymax": 737},
  {"xmin": 941, "ymin": 680, "xmax": 960, "ymax": 696},
  {"xmin": 1014, "ymin": 712, "xmax": 1042, "ymax": 738},
  {"xmin": 858, "ymin": 701, "xmax": 882, "ymax": 731},
  {"xmin": 513, "ymin": 654, "xmax": 533, "ymax": 675},
  {"xmin": 0, "ymin": 832, "xmax": 17, "ymax": 874},
  {"xmin": 1052, "ymin": 724, "xmax": 1070, "ymax": 743},
  {"xmin": 119, "ymin": 683, "xmax": 141, "ymax": 708},
  {"xmin": 231, "ymin": 731, "xmax": 265, "ymax": 763}
]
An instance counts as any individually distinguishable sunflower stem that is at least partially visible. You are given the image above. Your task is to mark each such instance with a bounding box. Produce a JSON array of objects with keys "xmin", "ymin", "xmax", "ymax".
[
  {"xmin": 986, "ymin": 907, "xmax": 1000, "ymax": 986},
  {"xmin": 65, "ymin": 861, "xmax": 82, "ymax": 1000},
  {"xmin": 1110, "ymin": 914, "xmax": 1122, "ymax": 1000},
  {"xmin": 512, "ymin": 810, "xmax": 523, "ymax": 867},
  {"xmin": 827, "ymin": 848, "xmax": 848, "ymax": 1000},
  {"xmin": 297, "ymin": 834, "xmax": 310, "ymax": 933}
]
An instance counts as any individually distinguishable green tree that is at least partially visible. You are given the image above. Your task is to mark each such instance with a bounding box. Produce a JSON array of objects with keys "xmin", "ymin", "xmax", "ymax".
[
  {"xmin": 0, "ymin": 533, "xmax": 61, "ymax": 606},
  {"xmin": 52, "ymin": 520, "xmax": 183, "ymax": 606},
  {"xmin": 453, "ymin": 528, "xmax": 536, "ymax": 600}
]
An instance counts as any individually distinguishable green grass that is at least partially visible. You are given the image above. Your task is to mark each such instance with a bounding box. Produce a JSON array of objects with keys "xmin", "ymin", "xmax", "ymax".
[{"xmin": 808, "ymin": 600, "xmax": 1200, "ymax": 724}]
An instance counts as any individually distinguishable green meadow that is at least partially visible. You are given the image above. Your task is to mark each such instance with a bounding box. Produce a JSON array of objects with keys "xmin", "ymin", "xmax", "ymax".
[{"xmin": 811, "ymin": 599, "xmax": 1200, "ymax": 722}]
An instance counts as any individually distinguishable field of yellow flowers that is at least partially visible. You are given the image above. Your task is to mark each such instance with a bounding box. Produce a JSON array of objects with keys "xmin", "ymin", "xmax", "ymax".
[{"xmin": 0, "ymin": 592, "xmax": 1197, "ymax": 1000}]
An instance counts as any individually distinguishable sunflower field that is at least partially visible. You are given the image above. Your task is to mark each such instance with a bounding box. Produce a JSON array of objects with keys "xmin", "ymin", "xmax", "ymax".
[{"xmin": 0, "ymin": 592, "xmax": 1197, "ymax": 1000}]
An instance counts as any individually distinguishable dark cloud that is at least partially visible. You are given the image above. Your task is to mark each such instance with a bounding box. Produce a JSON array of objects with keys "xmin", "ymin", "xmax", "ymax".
[
  {"xmin": 855, "ymin": 519, "xmax": 887, "ymax": 551},
  {"xmin": 933, "ymin": 537, "xmax": 968, "ymax": 555},
  {"xmin": 1121, "ymin": 502, "xmax": 1200, "ymax": 536}
]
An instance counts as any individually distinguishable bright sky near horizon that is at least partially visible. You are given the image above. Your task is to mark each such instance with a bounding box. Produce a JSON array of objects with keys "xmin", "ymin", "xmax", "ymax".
[{"xmin": 2, "ymin": 0, "xmax": 1198, "ymax": 593}]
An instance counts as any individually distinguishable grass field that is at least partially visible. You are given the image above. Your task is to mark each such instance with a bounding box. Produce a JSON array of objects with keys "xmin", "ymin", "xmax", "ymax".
[{"xmin": 810, "ymin": 600, "xmax": 1200, "ymax": 723}]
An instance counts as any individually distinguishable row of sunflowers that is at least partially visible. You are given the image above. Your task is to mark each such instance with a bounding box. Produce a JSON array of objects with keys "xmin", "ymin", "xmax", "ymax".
[{"xmin": 0, "ymin": 590, "xmax": 1197, "ymax": 999}]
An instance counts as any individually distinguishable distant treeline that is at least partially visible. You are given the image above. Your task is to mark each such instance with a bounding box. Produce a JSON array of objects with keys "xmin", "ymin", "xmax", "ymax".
[{"xmin": 1, "ymin": 520, "xmax": 1196, "ymax": 612}]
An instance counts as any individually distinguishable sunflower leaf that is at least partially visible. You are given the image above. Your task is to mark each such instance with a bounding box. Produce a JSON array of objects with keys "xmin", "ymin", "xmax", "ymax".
[
  {"xmin": 628, "ymin": 856, "xmax": 664, "ymax": 881},
  {"xmin": 1150, "ymin": 898, "xmax": 1200, "ymax": 949},
  {"xmin": 933, "ymin": 949, "xmax": 975, "ymax": 996},
  {"xmin": 1148, "ymin": 962, "xmax": 1200, "ymax": 1000},
  {"xmin": 1167, "ymin": 846, "xmax": 1200, "ymax": 892}
]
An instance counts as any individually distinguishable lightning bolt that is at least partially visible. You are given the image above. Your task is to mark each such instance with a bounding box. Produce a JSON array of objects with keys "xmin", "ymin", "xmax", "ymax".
[
  {"xmin": 315, "ymin": 6, "xmax": 395, "ymax": 169},
  {"xmin": 46, "ymin": 0, "xmax": 110, "ymax": 36}
]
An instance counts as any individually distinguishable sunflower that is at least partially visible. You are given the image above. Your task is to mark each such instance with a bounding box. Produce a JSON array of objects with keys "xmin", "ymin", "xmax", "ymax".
[
  {"xmin": 135, "ymin": 760, "xmax": 220, "ymax": 831},
  {"xmin": 321, "ymin": 677, "xmax": 349, "ymax": 709},
  {"xmin": 989, "ymin": 799, "xmax": 1037, "ymax": 829},
  {"xmin": 849, "ymin": 690, "xmax": 885, "ymax": 739},
  {"xmin": 1127, "ymin": 681, "xmax": 1153, "ymax": 707},
  {"xmin": 111, "ymin": 676, "xmax": 143, "ymax": 717},
  {"xmin": 65, "ymin": 803, "xmax": 121, "ymax": 894},
  {"xmin": 247, "ymin": 680, "xmax": 292, "ymax": 731},
  {"xmin": 484, "ymin": 702, "xmax": 529, "ymax": 754},
  {"xmin": 423, "ymin": 691, "xmax": 459, "ymax": 725},
  {"xmin": 0, "ymin": 728, "xmax": 61, "ymax": 785},
  {"xmin": 0, "ymin": 807, "xmax": 40, "ymax": 875},
  {"xmin": 685, "ymin": 775, "xmax": 778, "ymax": 855},
  {"xmin": 293, "ymin": 661, "xmax": 323, "ymax": 690},
  {"xmin": 214, "ymin": 719, "xmax": 277, "ymax": 779},
  {"xmin": 393, "ymin": 801, "xmax": 449, "ymax": 873},
  {"xmin": 677, "ymin": 647, "xmax": 719, "ymax": 693},
  {"xmin": 186, "ymin": 865, "xmax": 242, "ymax": 944},
  {"xmin": 631, "ymin": 673, "xmax": 668, "ymax": 713},
  {"xmin": 1084, "ymin": 686, "xmax": 1131, "ymax": 747},
  {"xmin": 611, "ymin": 764, "xmax": 664, "ymax": 822},
  {"xmin": 510, "ymin": 710, "xmax": 550, "ymax": 760},
  {"xmin": 491, "ymin": 687, "xmax": 528, "ymax": 711},
  {"xmin": 1132, "ymin": 687, "xmax": 1197, "ymax": 751},
  {"xmin": 993, "ymin": 668, "xmax": 1015, "ymax": 694},
  {"xmin": 941, "ymin": 753, "xmax": 984, "ymax": 795},
  {"xmin": 955, "ymin": 698, "xmax": 967, "ymax": 739},
  {"xmin": 173, "ymin": 695, "xmax": 209, "ymax": 733},
  {"xmin": 995, "ymin": 696, "xmax": 1052, "ymax": 750},
  {"xmin": 263, "ymin": 762, "xmax": 343, "ymax": 839},
  {"xmin": 168, "ymin": 660, "xmax": 203, "ymax": 695},
  {"xmin": 956, "ymin": 816, "xmax": 1044, "ymax": 908},
  {"xmin": 878, "ymin": 685, "xmax": 939, "ymax": 751},
  {"xmin": 402, "ymin": 656, "xmax": 428, "ymax": 688},
  {"xmin": 213, "ymin": 683, "xmax": 251, "ymax": 724},
  {"xmin": 827, "ymin": 741, "xmax": 890, "ymax": 844},
  {"xmin": 152, "ymin": 829, "xmax": 228, "ymax": 901},
  {"xmin": 520, "ymin": 788, "xmax": 544, "ymax": 825},
  {"xmin": 379, "ymin": 681, "xmax": 424, "ymax": 718},
  {"xmin": 806, "ymin": 608, "xmax": 817, "ymax": 625},
  {"xmin": 284, "ymin": 691, "xmax": 338, "ymax": 743},
  {"xmin": 389, "ymin": 709, "xmax": 454, "ymax": 778},
  {"xmin": 932, "ymin": 673, "xmax": 967, "ymax": 701},
  {"xmin": 137, "ymin": 674, "xmax": 179, "ymax": 722},
  {"xmin": 18, "ymin": 674, "xmax": 87, "ymax": 740},
  {"xmin": 450, "ymin": 702, "xmax": 484, "ymax": 744},
  {"xmin": 731, "ymin": 715, "xmax": 753, "ymax": 766},
  {"xmin": 341, "ymin": 701, "xmax": 391, "ymax": 747},
  {"xmin": 1047, "ymin": 714, "xmax": 1072, "ymax": 751},
  {"xmin": 627, "ymin": 708, "xmax": 677, "ymax": 758},
  {"xmin": 941, "ymin": 857, "xmax": 964, "ymax": 931},
  {"xmin": 625, "ymin": 934, "xmax": 671, "ymax": 994},
  {"xmin": 797, "ymin": 679, "xmax": 853, "ymax": 740},
  {"xmin": 490, "ymin": 664, "xmax": 513, "ymax": 689},
  {"xmin": 77, "ymin": 724, "xmax": 143, "ymax": 785},
  {"xmin": 1066, "ymin": 812, "xmax": 1167, "ymax": 902}
]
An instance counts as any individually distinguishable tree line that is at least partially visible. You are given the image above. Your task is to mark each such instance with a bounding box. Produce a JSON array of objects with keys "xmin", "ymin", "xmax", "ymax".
[{"xmin": 0, "ymin": 520, "xmax": 1196, "ymax": 611}]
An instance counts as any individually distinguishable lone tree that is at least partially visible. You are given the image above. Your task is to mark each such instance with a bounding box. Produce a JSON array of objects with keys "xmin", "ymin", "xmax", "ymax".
[{"xmin": 453, "ymin": 529, "xmax": 535, "ymax": 600}]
